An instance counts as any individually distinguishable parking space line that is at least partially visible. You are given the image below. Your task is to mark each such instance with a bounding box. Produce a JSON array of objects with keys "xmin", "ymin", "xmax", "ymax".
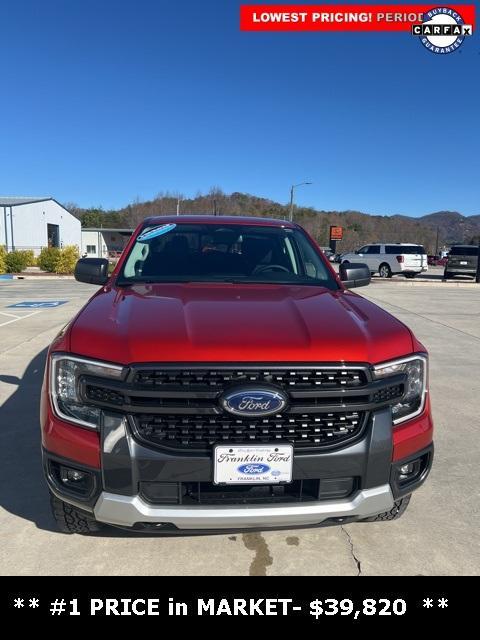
[
  {"xmin": 0, "ymin": 310, "xmax": 42, "ymax": 328},
  {"xmin": 0, "ymin": 311, "xmax": 23, "ymax": 320}
]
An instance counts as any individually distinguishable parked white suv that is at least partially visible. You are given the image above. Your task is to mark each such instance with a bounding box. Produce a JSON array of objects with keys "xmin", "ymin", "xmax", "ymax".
[{"xmin": 341, "ymin": 243, "xmax": 428, "ymax": 278}]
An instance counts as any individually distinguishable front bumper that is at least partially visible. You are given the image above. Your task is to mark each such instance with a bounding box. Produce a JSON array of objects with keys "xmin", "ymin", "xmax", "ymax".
[
  {"xmin": 43, "ymin": 404, "xmax": 434, "ymax": 532},
  {"xmin": 93, "ymin": 484, "xmax": 394, "ymax": 530},
  {"xmin": 446, "ymin": 267, "xmax": 476, "ymax": 275}
]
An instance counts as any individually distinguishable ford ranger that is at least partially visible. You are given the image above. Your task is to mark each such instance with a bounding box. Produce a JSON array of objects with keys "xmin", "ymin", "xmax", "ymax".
[{"xmin": 41, "ymin": 216, "xmax": 433, "ymax": 533}]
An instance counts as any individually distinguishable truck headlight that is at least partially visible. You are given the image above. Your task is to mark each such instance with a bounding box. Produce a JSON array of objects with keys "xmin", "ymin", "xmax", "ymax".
[
  {"xmin": 49, "ymin": 354, "xmax": 124, "ymax": 429},
  {"xmin": 373, "ymin": 355, "xmax": 427, "ymax": 424}
]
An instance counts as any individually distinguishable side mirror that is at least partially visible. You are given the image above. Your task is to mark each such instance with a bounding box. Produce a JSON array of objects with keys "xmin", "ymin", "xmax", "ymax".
[
  {"xmin": 340, "ymin": 262, "xmax": 371, "ymax": 289},
  {"xmin": 74, "ymin": 258, "xmax": 109, "ymax": 285}
]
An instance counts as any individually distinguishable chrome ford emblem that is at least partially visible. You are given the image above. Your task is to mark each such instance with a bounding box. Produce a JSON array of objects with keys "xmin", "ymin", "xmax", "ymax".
[
  {"xmin": 220, "ymin": 387, "xmax": 287, "ymax": 417},
  {"xmin": 237, "ymin": 464, "xmax": 270, "ymax": 475}
]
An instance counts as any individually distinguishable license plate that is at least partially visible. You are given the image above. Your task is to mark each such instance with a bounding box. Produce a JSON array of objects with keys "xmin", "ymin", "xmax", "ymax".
[
  {"xmin": 460, "ymin": 261, "xmax": 468, "ymax": 265},
  {"xmin": 213, "ymin": 444, "xmax": 293, "ymax": 485}
]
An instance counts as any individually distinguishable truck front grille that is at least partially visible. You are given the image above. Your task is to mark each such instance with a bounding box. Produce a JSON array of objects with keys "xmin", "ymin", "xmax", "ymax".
[
  {"xmin": 132, "ymin": 410, "xmax": 365, "ymax": 451},
  {"xmin": 81, "ymin": 364, "xmax": 404, "ymax": 454}
]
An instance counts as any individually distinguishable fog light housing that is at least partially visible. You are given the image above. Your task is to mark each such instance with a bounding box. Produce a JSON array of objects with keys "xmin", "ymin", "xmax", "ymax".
[
  {"xmin": 58, "ymin": 465, "xmax": 93, "ymax": 495},
  {"xmin": 399, "ymin": 463, "xmax": 414, "ymax": 476},
  {"xmin": 397, "ymin": 459, "xmax": 422, "ymax": 484},
  {"xmin": 48, "ymin": 460, "xmax": 95, "ymax": 497},
  {"xmin": 60, "ymin": 467, "xmax": 86, "ymax": 484}
]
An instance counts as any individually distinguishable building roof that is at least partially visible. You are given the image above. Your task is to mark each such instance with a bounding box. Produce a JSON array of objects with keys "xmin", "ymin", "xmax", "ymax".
[
  {"xmin": 0, "ymin": 196, "xmax": 52, "ymax": 206},
  {"xmin": 82, "ymin": 228, "xmax": 134, "ymax": 233}
]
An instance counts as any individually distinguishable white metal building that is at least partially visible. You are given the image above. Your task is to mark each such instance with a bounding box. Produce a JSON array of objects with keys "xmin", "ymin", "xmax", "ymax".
[
  {"xmin": 81, "ymin": 228, "xmax": 133, "ymax": 259},
  {"xmin": 0, "ymin": 196, "xmax": 81, "ymax": 254}
]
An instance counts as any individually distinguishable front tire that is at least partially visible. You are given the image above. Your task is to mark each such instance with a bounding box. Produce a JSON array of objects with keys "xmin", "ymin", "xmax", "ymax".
[
  {"xmin": 361, "ymin": 495, "xmax": 411, "ymax": 522},
  {"xmin": 50, "ymin": 492, "xmax": 104, "ymax": 534},
  {"xmin": 379, "ymin": 263, "xmax": 392, "ymax": 279}
]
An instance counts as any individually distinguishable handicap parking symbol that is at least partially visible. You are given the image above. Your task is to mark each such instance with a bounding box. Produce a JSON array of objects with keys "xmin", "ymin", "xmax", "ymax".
[{"xmin": 7, "ymin": 300, "xmax": 68, "ymax": 309}]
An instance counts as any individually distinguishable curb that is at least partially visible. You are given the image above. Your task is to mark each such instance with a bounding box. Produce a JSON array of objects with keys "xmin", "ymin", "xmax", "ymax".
[
  {"xmin": 371, "ymin": 279, "xmax": 478, "ymax": 287},
  {"xmin": 13, "ymin": 275, "xmax": 75, "ymax": 280}
]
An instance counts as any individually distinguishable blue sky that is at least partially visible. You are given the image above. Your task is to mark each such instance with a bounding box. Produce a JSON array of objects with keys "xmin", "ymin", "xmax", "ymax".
[{"xmin": 0, "ymin": 1, "xmax": 478, "ymax": 216}]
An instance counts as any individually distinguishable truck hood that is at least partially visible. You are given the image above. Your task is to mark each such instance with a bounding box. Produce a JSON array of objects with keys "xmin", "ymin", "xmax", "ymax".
[{"xmin": 69, "ymin": 283, "xmax": 413, "ymax": 365}]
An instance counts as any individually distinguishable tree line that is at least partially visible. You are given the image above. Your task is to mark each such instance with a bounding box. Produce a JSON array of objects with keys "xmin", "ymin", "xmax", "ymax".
[{"xmin": 66, "ymin": 189, "xmax": 479, "ymax": 254}]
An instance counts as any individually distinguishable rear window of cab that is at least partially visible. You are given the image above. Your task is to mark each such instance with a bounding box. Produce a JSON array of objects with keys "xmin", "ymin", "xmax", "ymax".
[
  {"xmin": 449, "ymin": 246, "xmax": 478, "ymax": 256},
  {"xmin": 384, "ymin": 245, "xmax": 426, "ymax": 254}
]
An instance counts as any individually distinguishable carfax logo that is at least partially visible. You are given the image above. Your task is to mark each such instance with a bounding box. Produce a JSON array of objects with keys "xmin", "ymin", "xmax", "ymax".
[{"xmin": 412, "ymin": 7, "xmax": 473, "ymax": 54}]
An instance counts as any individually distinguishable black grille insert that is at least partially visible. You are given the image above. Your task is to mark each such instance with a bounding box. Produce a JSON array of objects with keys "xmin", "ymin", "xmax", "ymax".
[
  {"xmin": 140, "ymin": 478, "xmax": 356, "ymax": 505},
  {"xmin": 132, "ymin": 411, "xmax": 365, "ymax": 451},
  {"xmin": 372, "ymin": 384, "xmax": 403, "ymax": 404},
  {"xmin": 132, "ymin": 367, "xmax": 367, "ymax": 391}
]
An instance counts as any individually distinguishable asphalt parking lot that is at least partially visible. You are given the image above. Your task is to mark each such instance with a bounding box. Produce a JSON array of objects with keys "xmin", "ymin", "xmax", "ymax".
[{"xmin": 1, "ymin": 277, "xmax": 479, "ymax": 576}]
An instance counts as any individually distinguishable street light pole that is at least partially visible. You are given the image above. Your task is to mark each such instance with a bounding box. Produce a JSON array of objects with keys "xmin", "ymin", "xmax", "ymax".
[
  {"xmin": 476, "ymin": 236, "xmax": 480, "ymax": 284},
  {"xmin": 289, "ymin": 186, "xmax": 294, "ymax": 222},
  {"xmin": 289, "ymin": 182, "xmax": 312, "ymax": 222},
  {"xmin": 176, "ymin": 197, "xmax": 180, "ymax": 216}
]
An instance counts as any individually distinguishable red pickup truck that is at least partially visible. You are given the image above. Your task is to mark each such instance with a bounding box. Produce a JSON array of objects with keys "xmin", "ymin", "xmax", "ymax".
[{"xmin": 41, "ymin": 216, "xmax": 433, "ymax": 533}]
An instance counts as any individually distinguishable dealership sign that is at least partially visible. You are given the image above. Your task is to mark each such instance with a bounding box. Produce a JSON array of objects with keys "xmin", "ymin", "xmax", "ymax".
[
  {"xmin": 240, "ymin": 5, "xmax": 476, "ymax": 53},
  {"xmin": 330, "ymin": 226, "xmax": 343, "ymax": 241}
]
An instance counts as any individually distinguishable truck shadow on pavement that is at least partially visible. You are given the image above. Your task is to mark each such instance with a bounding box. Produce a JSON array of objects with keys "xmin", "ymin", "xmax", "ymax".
[
  {"xmin": 0, "ymin": 348, "xmax": 59, "ymax": 532},
  {"xmin": 0, "ymin": 348, "xmax": 137, "ymax": 537},
  {"xmin": 0, "ymin": 348, "xmax": 203, "ymax": 538}
]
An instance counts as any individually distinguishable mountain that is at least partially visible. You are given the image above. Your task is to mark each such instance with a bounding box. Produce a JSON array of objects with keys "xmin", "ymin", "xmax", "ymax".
[
  {"xmin": 416, "ymin": 211, "xmax": 480, "ymax": 245},
  {"xmin": 68, "ymin": 192, "xmax": 480, "ymax": 254}
]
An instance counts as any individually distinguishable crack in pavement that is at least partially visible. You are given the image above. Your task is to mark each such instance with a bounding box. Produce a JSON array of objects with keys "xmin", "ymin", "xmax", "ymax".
[{"xmin": 341, "ymin": 526, "xmax": 362, "ymax": 576}]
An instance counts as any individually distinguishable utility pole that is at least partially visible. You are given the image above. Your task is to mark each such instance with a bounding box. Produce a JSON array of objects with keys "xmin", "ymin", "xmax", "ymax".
[
  {"xmin": 476, "ymin": 236, "xmax": 480, "ymax": 284},
  {"xmin": 435, "ymin": 227, "xmax": 439, "ymax": 256},
  {"xmin": 289, "ymin": 186, "xmax": 294, "ymax": 222},
  {"xmin": 213, "ymin": 199, "xmax": 217, "ymax": 216},
  {"xmin": 176, "ymin": 197, "xmax": 180, "ymax": 216},
  {"xmin": 289, "ymin": 182, "xmax": 312, "ymax": 222}
]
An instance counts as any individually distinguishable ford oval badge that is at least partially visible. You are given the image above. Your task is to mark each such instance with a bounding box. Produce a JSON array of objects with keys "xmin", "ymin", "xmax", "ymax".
[
  {"xmin": 238, "ymin": 463, "xmax": 270, "ymax": 475},
  {"xmin": 220, "ymin": 387, "xmax": 287, "ymax": 417}
]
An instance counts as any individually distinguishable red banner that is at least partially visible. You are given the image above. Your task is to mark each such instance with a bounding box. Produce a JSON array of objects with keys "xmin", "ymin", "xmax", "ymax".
[{"xmin": 240, "ymin": 4, "xmax": 476, "ymax": 31}]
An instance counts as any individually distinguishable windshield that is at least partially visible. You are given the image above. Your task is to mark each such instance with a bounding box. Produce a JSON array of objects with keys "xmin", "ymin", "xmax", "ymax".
[
  {"xmin": 118, "ymin": 223, "xmax": 338, "ymax": 289},
  {"xmin": 449, "ymin": 246, "xmax": 478, "ymax": 256}
]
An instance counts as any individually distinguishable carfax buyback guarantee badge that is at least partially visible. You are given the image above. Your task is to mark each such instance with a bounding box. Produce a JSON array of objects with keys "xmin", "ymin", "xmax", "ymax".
[{"xmin": 412, "ymin": 6, "xmax": 473, "ymax": 54}]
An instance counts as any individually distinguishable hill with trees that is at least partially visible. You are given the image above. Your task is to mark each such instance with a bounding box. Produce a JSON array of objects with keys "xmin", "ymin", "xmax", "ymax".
[{"xmin": 67, "ymin": 190, "xmax": 480, "ymax": 254}]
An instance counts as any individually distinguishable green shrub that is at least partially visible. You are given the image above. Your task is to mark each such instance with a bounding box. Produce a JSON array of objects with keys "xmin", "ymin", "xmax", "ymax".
[
  {"xmin": 38, "ymin": 245, "xmax": 79, "ymax": 274},
  {"xmin": 55, "ymin": 245, "xmax": 79, "ymax": 274},
  {"xmin": 19, "ymin": 249, "xmax": 37, "ymax": 266},
  {"xmin": 0, "ymin": 246, "xmax": 6, "ymax": 274},
  {"xmin": 5, "ymin": 250, "xmax": 30, "ymax": 273},
  {"xmin": 38, "ymin": 247, "xmax": 61, "ymax": 272}
]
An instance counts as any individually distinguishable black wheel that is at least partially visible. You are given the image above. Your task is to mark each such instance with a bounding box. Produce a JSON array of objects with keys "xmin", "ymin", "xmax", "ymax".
[
  {"xmin": 361, "ymin": 495, "xmax": 411, "ymax": 522},
  {"xmin": 342, "ymin": 260, "xmax": 350, "ymax": 266},
  {"xmin": 444, "ymin": 271, "xmax": 453, "ymax": 279},
  {"xmin": 378, "ymin": 263, "xmax": 392, "ymax": 279},
  {"xmin": 404, "ymin": 272, "xmax": 416, "ymax": 279},
  {"xmin": 49, "ymin": 492, "xmax": 103, "ymax": 534}
]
